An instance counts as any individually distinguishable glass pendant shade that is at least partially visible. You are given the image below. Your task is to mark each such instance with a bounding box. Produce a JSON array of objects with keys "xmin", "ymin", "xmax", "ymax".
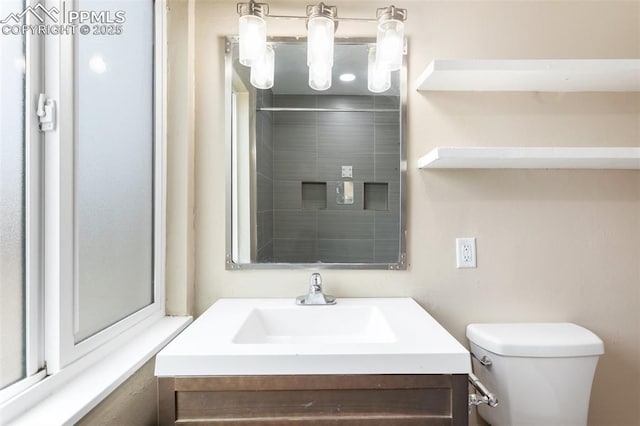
[
  {"xmin": 250, "ymin": 45, "xmax": 275, "ymax": 89},
  {"xmin": 307, "ymin": 16, "xmax": 335, "ymax": 66},
  {"xmin": 368, "ymin": 47, "xmax": 390, "ymax": 93},
  {"xmin": 376, "ymin": 18, "xmax": 404, "ymax": 71},
  {"xmin": 309, "ymin": 61, "xmax": 332, "ymax": 91},
  {"xmin": 239, "ymin": 14, "xmax": 266, "ymax": 66},
  {"xmin": 236, "ymin": 2, "xmax": 406, "ymax": 92}
]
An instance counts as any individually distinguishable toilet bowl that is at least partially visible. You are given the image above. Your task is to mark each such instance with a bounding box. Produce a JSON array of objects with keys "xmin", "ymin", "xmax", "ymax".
[{"xmin": 466, "ymin": 323, "xmax": 604, "ymax": 426}]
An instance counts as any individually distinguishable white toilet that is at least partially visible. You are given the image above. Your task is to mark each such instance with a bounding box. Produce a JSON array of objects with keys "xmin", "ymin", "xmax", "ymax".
[{"xmin": 466, "ymin": 323, "xmax": 604, "ymax": 426}]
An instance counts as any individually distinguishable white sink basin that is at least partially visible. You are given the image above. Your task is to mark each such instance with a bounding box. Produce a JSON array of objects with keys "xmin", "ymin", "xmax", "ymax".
[
  {"xmin": 155, "ymin": 298, "xmax": 471, "ymax": 376},
  {"xmin": 232, "ymin": 305, "xmax": 396, "ymax": 344}
]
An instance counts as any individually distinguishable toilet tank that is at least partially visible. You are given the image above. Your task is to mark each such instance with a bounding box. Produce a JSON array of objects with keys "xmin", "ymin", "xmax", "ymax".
[{"xmin": 467, "ymin": 323, "xmax": 604, "ymax": 426}]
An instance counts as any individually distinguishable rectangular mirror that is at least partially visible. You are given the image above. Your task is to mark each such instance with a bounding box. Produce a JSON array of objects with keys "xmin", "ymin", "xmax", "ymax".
[{"xmin": 225, "ymin": 37, "xmax": 406, "ymax": 270}]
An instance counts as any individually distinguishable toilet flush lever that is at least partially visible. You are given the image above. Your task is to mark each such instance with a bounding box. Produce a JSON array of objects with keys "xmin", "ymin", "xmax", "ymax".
[{"xmin": 471, "ymin": 352, "xmax": 493, "ymax": 367}]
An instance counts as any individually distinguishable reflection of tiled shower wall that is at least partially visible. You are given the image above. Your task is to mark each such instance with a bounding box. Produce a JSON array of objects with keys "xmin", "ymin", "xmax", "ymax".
[
  {"xmin": 256, "ymin": 90, "xmax": 274, "ymax": 261},
  {"xmin": 256, "ymin": 94, "xmax": 400, "ymax": 263}
]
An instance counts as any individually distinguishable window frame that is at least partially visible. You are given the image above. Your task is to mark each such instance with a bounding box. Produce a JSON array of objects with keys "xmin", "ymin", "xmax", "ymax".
[
  {"xmin": 42, "ymin": 0, "xmax": 166, "ymax": 373},
  {"xmin": 24, "ymin": 4, "xmax": 45, "ymax": 387},
  {"xmin": 0, "ymin": 0, "xmax": 46, "ymax": 402},
  {"xmin": 0, "ymin": 0, "xmax": 167, "ymax": 410}
]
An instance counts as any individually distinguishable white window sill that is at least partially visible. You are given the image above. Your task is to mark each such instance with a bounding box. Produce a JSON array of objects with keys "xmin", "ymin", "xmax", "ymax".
[{"xmin": 2, "ymin": 315, "xmax": 191, "ymax": 426}]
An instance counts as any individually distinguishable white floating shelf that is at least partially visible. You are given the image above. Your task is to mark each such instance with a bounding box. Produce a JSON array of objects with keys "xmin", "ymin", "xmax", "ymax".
[
  {"xmin": 417, "ymin": 147, "xmax": 640, "ymax": 170},
  {"xmin": 416, "ymin": 60, "xmax": 640, "ymax": 92}
]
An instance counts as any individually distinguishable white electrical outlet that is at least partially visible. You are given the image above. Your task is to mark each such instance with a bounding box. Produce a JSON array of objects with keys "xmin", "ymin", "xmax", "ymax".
[{"xmin": 456, "ymin": 237, "xmax": 476, "ymax": 268}]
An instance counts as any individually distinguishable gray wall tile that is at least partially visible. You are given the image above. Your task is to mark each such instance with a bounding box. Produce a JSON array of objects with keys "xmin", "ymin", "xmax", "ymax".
[
  {"xmin": 318, "ymin": 124, "xmax": 373, "ymax": 157},
  {"xmin": 317, "ymin": 154, "xmax": 374, "ymax": 182},
  {"xmin": 273, "ymin": 239, "xmax": 317, "ymax": 262},
  {"xmin": 274, "ymin": 111, "xmax": 316, "ymax": 125},
  {"xmin": 274, "ymin": 124, "xmax": 316, "ymax": 153},
  {"xmin": 318, "ymin": 211, "xmax": 374, "ymax": 240},
  {"xmin": 317, "ymin": 111, "xmax": 373, "ymax": 127},
  {"xmin": 257, "ymin": 241, "xmax": 273, "ymax": 263},
  {"xmin": 274, "ymin": 150, "xmax": 317, "ymax": 181},
  {"xmin": 316, "ymin": 95, "xmax": 374, "ymax": 109},
  {"xmin": 375, "ymin": 124, "xmax": 400, "ymax": 155},
  {"xmin": 258, "ymin": 89, "xmax": 274, "ymax": 109},
  {"xmin": 259, "ymin": 111, "xmax": 273, "ymax": 152},
  {"xmin": 318, "ymin": 239, "xmax": 374, "ymax": 263},
  {"xmin": 388, "ymin": 181, "xmax": 401, "ymax": 213},
  {"xmin": 257, "ymin": 94, "xmax": 403, "ymax": 264},
  {"xmin": 256, "ymin": 98, "xmax": 275, "ymax": 254},
  {"xmin": 262, "ymin": 210, "xmax": 274, "ymax": 245},
  {"xmin": 256, "ymin": 211, "xmax": 264, "ymax": 248},
  {"xmin": 257, "ymin": 142, "xmax": 273, "ymax": 180},
  {"xmin": 373, "ymin": 95, "xmax": 400, "ymax": 109},
  {"xmin": 374, "ymin": 153, "xmax": 400, "ymax": 181},
  {"xmin": 374, "ymin": 239, "xmax": 400, "ymax": 263},
  {"xmin": 274, "ymin": 180, "xmax": 302, "ymax": 210},
  {"xmin": 257, "ymin": 174, "xmax": 273, "ymax": 212},
  {"xmin": 274, "ymin": 210, "xmax": 317, "ymax": 239},
  {"xmin": 274, "ymin": 95, "xmax": 317, "ymax": 108},
  {"xmin": 375, "ymin": 111, "xmax": 400, "ymax": 125},
  {"xmin": 374, "ymin": 211, "xmax": 399, "ymax": 240}
]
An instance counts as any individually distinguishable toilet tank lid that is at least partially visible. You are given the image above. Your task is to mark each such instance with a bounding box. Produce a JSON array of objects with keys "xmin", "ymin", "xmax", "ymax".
[{"xmin": 466, "ymin": 323, "xmax": 604, "ymax": 357}]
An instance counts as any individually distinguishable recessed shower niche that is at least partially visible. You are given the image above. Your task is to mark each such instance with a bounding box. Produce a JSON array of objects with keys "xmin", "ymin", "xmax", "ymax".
[{"xmin": 227, "ymin": 38, "xmax": 406, "ymax": 269}]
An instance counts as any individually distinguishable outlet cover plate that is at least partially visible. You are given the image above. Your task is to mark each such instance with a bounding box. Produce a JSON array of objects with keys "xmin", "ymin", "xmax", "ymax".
[{"xmin": 456, "ymin": 237, "xmax": 476, "ymax": 268}]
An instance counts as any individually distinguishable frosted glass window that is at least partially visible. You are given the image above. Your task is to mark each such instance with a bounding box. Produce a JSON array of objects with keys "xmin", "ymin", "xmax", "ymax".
[
  {"xmin": 75, "ymin": 0, "xmax": 154, "ymax": 342},
  {"xmin": 0, "ymin": 0, "xmax": 26, "ymax": 388}
]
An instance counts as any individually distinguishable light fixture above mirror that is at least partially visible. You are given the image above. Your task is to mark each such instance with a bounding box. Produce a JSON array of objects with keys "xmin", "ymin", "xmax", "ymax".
[{"xmin": 236, "ymin": 1, "xmax": 407, "ymax": 92}]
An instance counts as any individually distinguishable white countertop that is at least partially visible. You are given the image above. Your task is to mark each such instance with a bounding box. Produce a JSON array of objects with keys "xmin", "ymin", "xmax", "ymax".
[{"xmin": 155, "ymin": 297, "xmax": 471, "ymax": 376}]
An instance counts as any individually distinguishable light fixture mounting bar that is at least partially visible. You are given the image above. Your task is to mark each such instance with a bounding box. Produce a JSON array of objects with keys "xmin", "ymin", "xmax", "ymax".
[
  {"xmin": 332, "ymin": 17, "xmax": 377, "ymax": 23},
  {"xmin": 306, "ymin": 3, "xmax": 337, "ymax": 20},
  {"xmin": 376, "ymin": 5, "xmax": 407, "ymax": 22},
  {"xmin": 236, "ymin": 2, "xmax": 403, "ymax": 23},
  {"xmin": 265, "ymin": 14, "xmax": 376, "ymax": 23},
  {"xmin": 264, "ymin": 15, "xmax": 309, "ymax": 20},
  {"xmin": 237, "ymin": 0, "xmax": 269, "ymax": 17}
]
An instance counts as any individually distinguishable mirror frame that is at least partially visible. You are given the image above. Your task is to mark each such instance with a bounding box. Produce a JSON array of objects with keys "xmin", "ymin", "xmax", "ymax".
[{"xmin": 224, "ymin": 36, "xmax": 407, "ymax": 270}]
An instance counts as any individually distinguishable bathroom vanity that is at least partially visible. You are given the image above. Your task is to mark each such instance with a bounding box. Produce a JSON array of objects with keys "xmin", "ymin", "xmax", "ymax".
[
  {"xmin": 155, "ymin": 298, "xmax": 471, "ymax": 425},
  {"xmin": 158, "ymin": 373, "xmax": 468, "ymax": 425}
]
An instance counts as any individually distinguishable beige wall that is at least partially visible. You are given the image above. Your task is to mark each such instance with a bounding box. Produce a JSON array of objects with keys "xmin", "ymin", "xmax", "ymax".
[
  {"xmin": 186, "ymin": 1, "xmax": 640, "ymax": 424},
  {"xmin": 166, "ymin": 0, "xmax": 197, "ymax": 316},
  {"xmin": 83, "ymin": 1, "xmax": 639, "ymax": 425},
  {"xmin": 109, "ymin": 1, "xmax": 640, "ymax": 426},
  {"xmin": 79, "ymin": 1, "xmax": 640, "ymax": 424}
]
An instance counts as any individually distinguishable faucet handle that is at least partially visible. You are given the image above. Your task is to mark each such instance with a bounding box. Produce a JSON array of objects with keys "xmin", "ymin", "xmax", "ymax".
[
  {"xmin": 309, "ymin": 272, "xmax": 322, "ymax": 293},
  {"xmin": 296, "ymin": 272, "xmax": 336, "ymax": 305}
]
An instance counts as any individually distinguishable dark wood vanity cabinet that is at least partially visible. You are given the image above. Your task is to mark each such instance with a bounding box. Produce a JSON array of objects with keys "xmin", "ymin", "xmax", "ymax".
[{"xmin": 158, "ymin": 374, "xmax": 468, "ymax": 425}]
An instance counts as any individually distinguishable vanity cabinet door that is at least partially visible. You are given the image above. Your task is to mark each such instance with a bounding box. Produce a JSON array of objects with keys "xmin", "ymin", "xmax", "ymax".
[{"xmin": 158, "ymin": 374, "xmax": 468, "ymax": 425}]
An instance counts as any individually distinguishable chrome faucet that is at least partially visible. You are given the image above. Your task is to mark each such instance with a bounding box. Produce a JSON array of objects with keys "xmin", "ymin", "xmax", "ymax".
[{"xmin": 296, "ymin": 273, "xmax": 336, "ymax": 305}]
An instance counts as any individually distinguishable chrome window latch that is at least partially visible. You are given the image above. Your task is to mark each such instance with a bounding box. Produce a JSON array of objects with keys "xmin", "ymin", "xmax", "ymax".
[{"xmin": 37, "ymin": 94, "xmax": 56, "ymax": 132}]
